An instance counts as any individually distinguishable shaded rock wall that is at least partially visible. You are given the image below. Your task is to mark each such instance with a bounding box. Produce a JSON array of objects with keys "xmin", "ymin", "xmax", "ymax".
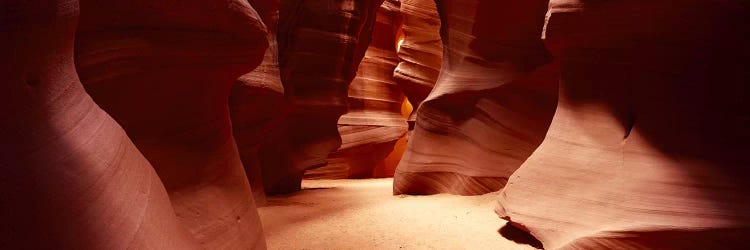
[
  {"xmin": 364, "ymin": 0, "xmax": 443, "ymax": 178},
  {"xmin": 393, "ymin": 0, "xmax": 443, "ymax": 130},
  {"xmin": 230, "ymin": 0, "xmax": 285, "ymax": 206},
  {"xmin": 260, "ymin": 0, "xmax": 386, "ymax": 194},
  {"xmin": 393, "ymin": 0, "xmax": 558, "ymax": 195},
  {"xmin": 0, "ymin": 1, "xmax": 198, "ymax": 248},
  {"xmin": 496, "ymin": 0, "xmax": 750, "ymax": 249},
  {"xmin": 74, "ymin": 0, "xmax": 268, "ymax": 248},
  {"xmin": 307, "ymin": 0, "xmax": 407, "ymax": 180},
  {"xmin": 5, "ymin": 0, "xmax": 748, "ymax": 248}
]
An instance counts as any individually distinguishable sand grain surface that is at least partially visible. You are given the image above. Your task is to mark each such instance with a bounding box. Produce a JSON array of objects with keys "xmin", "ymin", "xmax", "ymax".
[{"xmin": 258, "ymin": 178, "xmax": 539, "ymax": 250}]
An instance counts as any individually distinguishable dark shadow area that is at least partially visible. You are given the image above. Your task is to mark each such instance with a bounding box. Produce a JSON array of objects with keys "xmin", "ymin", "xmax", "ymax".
[
  {"xmin": 561, "ymin": 228, "xmax": 750, "ymax": 249},
  {"xmin": 498, "ymin": 222, "xmax": 543, "ymax": 249}
]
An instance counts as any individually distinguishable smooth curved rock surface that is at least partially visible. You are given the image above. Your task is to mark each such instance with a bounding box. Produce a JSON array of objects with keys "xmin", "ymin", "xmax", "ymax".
[
  {"xmin": 393, "ymin": 0, "xmax": 443, "ymax": 130},
  {"xmin": 75, "ymin": 0, "xmax": 268, "ymax": 248},
  {"xmin": 230, "ymin": 0, "xmax": 286, "ymax": 206},
  {"xmin": 393, "ymin": 0, "xmax": 558, "ymax": 195},
  {"xmin": 308, "ymin": 0, "xmax": 407, "ymax": 180},
  {"xmin": 260, "ymin": 0, "xmax": 386, "ymax": 194},
  {"xmin": 1, "ymin": 1, "xmax": 198, "ymax": 248},
  {"xmin": 497, "ymin": 1, "xmax": 750, "ymax": 249}
]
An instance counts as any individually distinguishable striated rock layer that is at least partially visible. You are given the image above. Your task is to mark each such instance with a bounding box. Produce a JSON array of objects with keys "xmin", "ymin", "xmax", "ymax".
[
  {"xmin": 393, "ymin": 0, "xmax": 443, "ymax": 131},
  {"xmin": 260, "ymin": 0, "xmax": 386, "ymax": 193},
  {"xmin": 496, "ymin": 1, "xmax": 750, "ymax": 249},
  {"xmin": 230, "ymin": 0, "xmax": 286, "ymax": 206},
  {"xmin": 307, "ymin": 0, "xmax": 407, "ymax": 180},
  {"xmin": 393, "ymin": 0, "xmax": 558, "ymax": 195},
  {"xmin": 1, "ymin": 1, "xmax": 198, "ymax": 248},
  {"xmin": 74, "ymin": 0, "xmax": 268, "ymax": 248}
]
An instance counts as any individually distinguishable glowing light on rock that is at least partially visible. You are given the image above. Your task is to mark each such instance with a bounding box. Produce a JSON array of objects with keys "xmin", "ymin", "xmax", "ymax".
[{"xmin": 396, "ymin": 38, "xmax": 404, "ymax": 53}]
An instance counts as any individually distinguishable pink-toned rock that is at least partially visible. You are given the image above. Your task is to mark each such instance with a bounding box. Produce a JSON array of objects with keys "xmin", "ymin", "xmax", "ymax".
[
  {"xmin": 75, "ymin": 0, "xmax": 268, "ymax": 248},
  {"xmin": 393, "ymin": 0, "xmax": 443, "ymax": 130},
  {"xmin": 496, "ymin": 1, "xmax": 750, "ymax": 249},
  {"xmin": 1, "ymin": 1, "xmax": 198, "ymax": 248},
  {"xmin": 393, "ymin": 0, "xmax": 558, "ymax": 195},
  {"xmin": 260, "ymin": 0, "xmax": 386, "ymax": 193},
  {"xmin": 307, "ymin": 0, "xmax": 407, "ymax": 180}
]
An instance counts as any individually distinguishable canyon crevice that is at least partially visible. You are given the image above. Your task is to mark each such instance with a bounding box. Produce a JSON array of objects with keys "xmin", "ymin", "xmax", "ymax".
[
  {"xmin": 393, "ymin": 0, "xmax": 559, "ymax": 195},
  {"xmin": 3, "ymin": 0, "xmax": 748, "ymax": 249}
]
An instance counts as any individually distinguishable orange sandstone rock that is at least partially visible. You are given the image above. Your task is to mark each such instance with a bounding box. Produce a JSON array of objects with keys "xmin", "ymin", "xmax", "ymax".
[
  {"xmin": 393, "ymin": 0, "xmax": 443, "ymax": 131},
  {"xmin": 75, "ymin": 0, "xmax": 268, "ymax": 248},
  {"xmin": 394, "ymin": 0, "xmax": 558, "ymax": 195},
  {"xmin": 260, "ymin": 0, "xmax": 386, "ymax": 194},
  {"xmin": 308, "ymin": 0, "xmax": 407, "ymax": 180},
  {"xmin": 497, "ymin": 1, "xmax": 750, "ymax": 249}
]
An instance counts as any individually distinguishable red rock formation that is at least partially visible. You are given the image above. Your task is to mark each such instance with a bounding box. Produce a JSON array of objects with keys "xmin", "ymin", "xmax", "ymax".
[
  {"xmin": 393, "ymin": 0, "xmax": 558, "ymax": 195},
  {"xmin": 230, "ymin": 0, "xmax": 285, "ymax": 206},
  {"xmin": 496, "ymin": 1, "xmax": 750, "ymax": 249},
  {"xmin": 371, "ymin": 100, "xmax": 415, "ymax": 177},
  {"xmin": 371, "ymin": 0, "xmax": 441, "ymax": 179},
  {"xmin": 1, "ymin": 1, "xmax": 198, "ymax": 248},
  {"xmin": 306, "ymin": 0, "xmax": 407, "ymax": 180},
  {"xmin": 260, "ymin": 0, "xmax": 386, "ymax": 193},
  {"xmin": 74, "ymin": 0, "xmax": 268, "ymax": 248},
  {"xmin": 393, "ymin": 0, "xmax": 443, "ymax": 131}
]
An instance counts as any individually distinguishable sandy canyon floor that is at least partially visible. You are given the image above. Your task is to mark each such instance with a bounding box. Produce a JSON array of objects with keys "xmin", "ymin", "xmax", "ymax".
[{"xmin": 257, "ymin": 178, "xmax": 541, "ymax": 249}]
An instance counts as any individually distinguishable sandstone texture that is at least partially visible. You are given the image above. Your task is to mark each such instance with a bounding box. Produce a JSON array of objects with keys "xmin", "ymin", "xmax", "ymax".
[
  {"xmin": 230, "ymin": 0, "xmax": 286, "ymax": 207},
  {"xmin": 260, "ymin": 0, "xmax": 386, "ymax": 194},
  {"xmin": 393, "ymin": 0, "xmax": 443, "ymax": 130},
  {"xmin": 1, "ymin": 1, "xmax": 198, "ymax": 248},
  {"xmin": 308, "ymin": 0, "xmax": 407, "ymax": 180},
  {"xmin": 496, "ymin": 1, "xmax": 750, "ymax": 249},
  {"xmin": 394, "ymin": 0, "xmax": 559, "ymax": 195},
  {"xmin": 75, "ymin": 0, "xmax": 269, "ymax": 248},
  {"xmin": 4, "ymin": 0, "xmax": 749, "ymax": 249}
]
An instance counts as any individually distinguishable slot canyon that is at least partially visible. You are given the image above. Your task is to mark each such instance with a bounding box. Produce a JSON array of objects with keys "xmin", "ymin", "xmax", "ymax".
[{"xmin": 1, "ymin": 0, "xmax": 748, "ymax": 249}]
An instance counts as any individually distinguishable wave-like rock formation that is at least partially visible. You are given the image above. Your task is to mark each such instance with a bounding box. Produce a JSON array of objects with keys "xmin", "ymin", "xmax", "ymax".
[
  {"xmin": 260, "ymin": 0, "xmax": 386, "ymax": 193},
  {"xmin": 74, "ymin": 0, "xmax": 268, "ymax": 248},
  {"xmin": 393, "ymin": 0, "xmax": 558, "ymax": 195},
  {"xmin": 230, "ymin": 0, "xmax": 285, "ymax": 206},
  {"xmin": 1, "ymin": 1, "xmax": 198, "ymax": 248},
  {"xmin": 496, "ymin": 1, "xmax": 750, "ymax": 249},
  {"xmin": 306, "ymin": 0, "xmax": 407, "ymax": 180},
  {"xmin": 393, "ymin": 0, "xmax": 443, "ymax": 131}
]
